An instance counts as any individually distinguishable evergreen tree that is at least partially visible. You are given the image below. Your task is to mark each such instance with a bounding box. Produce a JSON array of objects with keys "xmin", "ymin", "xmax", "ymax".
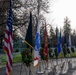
[
  {"xmin": 49, "ymin": 25, "xmax": 55, "ymax": 47},
  {"xmin": 63, "ymin": 16, "xmax": 71, "ymax": 46}
]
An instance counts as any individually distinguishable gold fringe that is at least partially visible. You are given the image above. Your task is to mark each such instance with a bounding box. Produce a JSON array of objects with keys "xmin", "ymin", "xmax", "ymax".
[
  {"xmin": 34, "ymin": 61, "xmax": 39, "ymax": 67},
  {"xmin": 9, "ymin": 70, "xmax": 12, "ymax": 75}
]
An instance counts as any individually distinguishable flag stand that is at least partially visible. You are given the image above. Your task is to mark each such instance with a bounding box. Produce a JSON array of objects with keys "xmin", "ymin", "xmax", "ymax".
[
  {"xmin": 51, "ymin": 59, "xmax": 54, "ymax": 70},
  {"xmin": 45, "ymin": 61, "xmax": 50, "ymax": 70},
  {"xmin": 68, "ymin": 60, "xmax": 72, "ymax": 70},
  {"xmin": 29, "ymin": 66, "xmax": 32, "ymax": 75},
  {"xmin": 20, "ymin": 63, "xmax": 23, "ymax": 75},
  {"xmin": 52, "ymin": 65, "xmax": 57, "ymax": 75},
  {"xmin": 61, "ymin": 58, "xmax": 63, "ymax": 65},
  {"xmin": 56, "ymin": 58, "xmax": 58, "ymax": 66},
  {"xmin": 60, "ymin": 61, "xmax": 65, "ymax": 74},
  {"xmin": 36, "ymin": 61, "xmax": 45, "ymax": 74},
  {"xmin": 20, "ymin": 63, "xmax": 27, "ymax": 75},
  {"xmin": 55, "ymin": 58, "xmax": 59, "ymax": 73}
]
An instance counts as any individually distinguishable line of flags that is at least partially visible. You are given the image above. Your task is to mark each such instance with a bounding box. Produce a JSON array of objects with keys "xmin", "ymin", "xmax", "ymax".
[{"xmin": 24, "ymin": 12, "xmax": 40, "ymax": 67}]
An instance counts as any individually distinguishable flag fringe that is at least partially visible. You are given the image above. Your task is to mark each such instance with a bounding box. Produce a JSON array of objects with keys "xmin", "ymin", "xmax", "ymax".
[
  {"xmin": 8, "ymin": 70, "xmax": 12, "ymax": 75},
  {"xmin": 34, "ymin": 61, "xmax": 39, "ymax": 67}
]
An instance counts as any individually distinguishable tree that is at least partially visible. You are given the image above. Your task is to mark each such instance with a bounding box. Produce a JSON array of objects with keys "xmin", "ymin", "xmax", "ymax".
[
  {"xmin": 0, "ymin": 0, "xmax": 50, "ymax": 48},
  {"xmin": 0, "ymin": 0, "xmax": 10, "ymax": 48},
  {"xmin": 49, "ymin": 25, "xmax": 55, "ymax": 47},
  {"xmin": 71, "ymin": 29, "xmax": 76, "ymax": 46},
  {"xmin": 12, "ymin": 0, "xmax": 50, "ymax": 41},
  {"xmin": 63, "ymin": 16, "xmax": 71, "ymax": 46},
  {"xmin": 12, "ymin": 0, "xmax": 49, "ymax": 29}
]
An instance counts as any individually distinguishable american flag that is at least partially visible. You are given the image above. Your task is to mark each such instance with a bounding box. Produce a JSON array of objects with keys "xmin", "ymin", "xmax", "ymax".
[{"xmin": 4, "ymin": 0, "xmax": 13, "ymax": 75}]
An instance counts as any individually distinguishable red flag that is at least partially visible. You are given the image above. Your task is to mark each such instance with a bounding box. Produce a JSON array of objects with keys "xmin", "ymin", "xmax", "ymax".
[
  {"xmin": 4, "ymin": 0, "xmax": 13, "ymax": 75},
  {"xmin": 43, "ymin": 23, "xmax": 48, "ymax": 62}
]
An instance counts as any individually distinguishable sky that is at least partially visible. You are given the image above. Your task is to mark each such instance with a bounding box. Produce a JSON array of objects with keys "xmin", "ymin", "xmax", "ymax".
[{"xmin": 44, "ymin": 0, "xmax": 76, "ymax": 30}]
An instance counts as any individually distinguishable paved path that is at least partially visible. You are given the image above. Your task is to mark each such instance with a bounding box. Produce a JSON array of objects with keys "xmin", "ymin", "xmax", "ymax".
[{"xmin": 0, "ymin": 58, "xmax": 76, "ymax": 75}]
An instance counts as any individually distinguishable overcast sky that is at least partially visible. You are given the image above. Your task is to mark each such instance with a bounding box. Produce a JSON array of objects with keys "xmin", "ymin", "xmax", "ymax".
[{"xmin": 44, "ymin": 0, "xmax": 76, "ymax": 30}]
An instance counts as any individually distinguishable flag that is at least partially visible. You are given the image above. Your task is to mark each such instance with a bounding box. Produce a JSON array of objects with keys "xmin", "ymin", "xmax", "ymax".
[
  {"xmin": 63, "ymin": 33, "xmax": 67, "ymax": 57},
  {"xmin": 58, "ymin": 28, "xmax": 62, "ymax": 54},
  {"xmin": 64, "ymin": 33, "xmax": 67, "ymax": 47},
  {"xmin": 55, "ymin": 27, "xmax": 58, "ymax": 47},
  {"xmin": 56, "ymin": 27, "xmax": 58, "ymax": 42},
  {"xmin": 24, "ymin": 12, "xmax": 33, "ymax": 50},
  {"xmin": 43, "ymin": 23, "xmax": 48, "ymax": 62},
  {"xmin": 54, "ymin": 27, "xmax": 58, "ymax": 58},
  {"xmin": 68, "ymin": 34, "xmax": 71, "ymax": 47},
  {"xmin": 59, "ymin": 28, "xmax": 62, "ymax": 44},
  {"xmin": 4, "ymin": 0, "xmax": 13, "ymax": 75},
  {"xmin": 34, "ymin": 16, "xmax": 40, "ymax": 67},
  {"xmin": 68, "ymin": 34, "xmax": 71, "ymax": 54}
]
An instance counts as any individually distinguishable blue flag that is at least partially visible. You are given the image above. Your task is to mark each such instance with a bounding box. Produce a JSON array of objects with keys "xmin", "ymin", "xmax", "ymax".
[{"xmin": 58, "ymin": 29, "xmax": 62, "ymax": 54}]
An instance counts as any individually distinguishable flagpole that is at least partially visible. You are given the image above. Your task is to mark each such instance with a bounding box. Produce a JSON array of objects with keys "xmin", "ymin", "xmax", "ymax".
[
  {"xmin": 20, "ymin": 63, "xmax": 23, "ymax": 75},
  {"xmin": 37, "ymin": 0, "xmax": 41, "ymax": 73},
  {"xmin": 4, "ymin": 0, "xmax": 13, "ymax": 75},
  {"xmin": 44, "ymin": 23, "xmax": 50, "ymax": 70},
  {"xmin": 58, "ymin": 28, "xmax": 62, "ymax": 69},
  {"xmin": 36, "ymin": 0, "xmax": 44, "ymax": 73},
  {"xmin": 68, "ymin": 34, "xmax": 72, "ymax": 63},
  {"xmin": 55, "ymin": 27, "xmax": 58, "ymax": 67}
]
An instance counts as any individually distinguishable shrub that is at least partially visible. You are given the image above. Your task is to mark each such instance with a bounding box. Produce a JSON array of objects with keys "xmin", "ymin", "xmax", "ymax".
[
  {"xmin": 54, "ymin": 48, "xmax": 58, "ymax": 59},
  {"xmin": 39, "ymin": 48, "xmax": 47, "ymax": 60},
  {"xmin": 67, "ymin": 48, "xmax": 70, "ymax": 54},
  {"xmin": 49, "ymin": 48, "xmax": 54, "ymax": 58}
]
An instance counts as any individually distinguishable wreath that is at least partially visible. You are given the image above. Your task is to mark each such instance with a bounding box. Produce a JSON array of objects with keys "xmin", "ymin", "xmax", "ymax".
[
  {"xmin": 54, "ymin": 48, "xmax": 58, "ymax": 59},
  {"xmin": 49, "ymin": 48, "xmax": 54, "ymax": 58},
  {"xmin": 62, "ymin": 47, "xmax": 67, "ymax": 57},
  {"xmin": 39, "ymin": 48, "xmax": 47, "ymax": 60},
  {"xmin": 21, "ymin": 49, "xmax": 33, "ymax": 67},
  {"xmin": 71, "ymin": 47, "xmax": 75, "ymax": 53},
  {"xmin": 67, "ymin": 47, "xmax": 70, "ymax": 54}
]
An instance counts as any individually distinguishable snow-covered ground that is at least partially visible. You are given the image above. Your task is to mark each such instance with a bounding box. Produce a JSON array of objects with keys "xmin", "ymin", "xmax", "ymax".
[{"xmin": 0, "ymin": 58, "xmax": 76, "ymax": 75}]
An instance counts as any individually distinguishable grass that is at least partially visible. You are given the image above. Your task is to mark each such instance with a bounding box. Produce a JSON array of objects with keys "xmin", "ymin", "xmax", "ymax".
[
  {"xmin": 0, "ymin": 55, "xmax": 6, "ymax": 65},
  {"xmin": 13, "ymin": 53, "xmax": 22, "ymax": 63},
  {"xmin": 71, "ymin": 52, "xmax": 76, "ymax": 57},
  {"xmin": 59, "ymin": 52, "xmax": 76, "ymax": 58},
  {"xmin": 1, "ymin": 51, "xmax": 76, "ymax": 66},
  {"xmin": 0, "ymin": 53, "xmax": 22, "ymax": 66},
  {"xmin": 49, "ymin": 51, "xmax": 76, "ymax": 59}
]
